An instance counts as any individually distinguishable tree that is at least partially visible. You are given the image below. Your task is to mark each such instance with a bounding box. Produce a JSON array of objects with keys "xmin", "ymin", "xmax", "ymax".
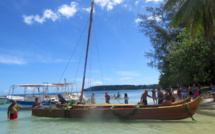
[
  {"xmin": 163, "ymin": 0, "xmax": 215, "ymax": 43},
  {"xmin": 138, "ymin": 4, "xmax": 181, "ymax": 71},
  {"xmin": 138, "ymin": 3, "xmax": 215, "ymax": 87},
  {"xmin": 164, "ymin": 28, "xmax": 215, "ymax": 86}
]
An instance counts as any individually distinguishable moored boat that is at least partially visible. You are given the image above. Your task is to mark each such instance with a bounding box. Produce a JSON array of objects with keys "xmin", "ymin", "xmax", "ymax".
[
  {"xmin": 7, "ymin": 83, "xmax": 89, "ymax": 106},
  {"xmin": 0, "ymin": 97, "xmax": 7, "ymax": 105}
]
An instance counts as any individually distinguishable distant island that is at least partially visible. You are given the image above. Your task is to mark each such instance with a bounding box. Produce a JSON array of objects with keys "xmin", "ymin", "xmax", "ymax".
[{"xmin": 84, "ymin": 84, "xmax": 159, "ymax": 91}]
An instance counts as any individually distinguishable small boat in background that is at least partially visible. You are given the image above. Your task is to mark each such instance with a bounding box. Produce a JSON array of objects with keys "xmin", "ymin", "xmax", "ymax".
[
  {"xmin": 7, "ymin": 83, "xmax": 89, "ymax": 106},
  {"xmin": 0, "ymin": 96, "xmax": 7, "ymax": 105}
]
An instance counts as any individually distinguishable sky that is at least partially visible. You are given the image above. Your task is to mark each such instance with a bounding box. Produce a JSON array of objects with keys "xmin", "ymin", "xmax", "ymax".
[{"xmin": 0, "ymin": 0, "xmax": 164, "ymax": 94}]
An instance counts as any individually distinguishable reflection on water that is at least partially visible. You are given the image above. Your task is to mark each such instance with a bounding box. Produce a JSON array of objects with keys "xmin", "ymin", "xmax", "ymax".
[{"xmin": 0, "ymin": 89, "xmax": 214, "ymax": 134}]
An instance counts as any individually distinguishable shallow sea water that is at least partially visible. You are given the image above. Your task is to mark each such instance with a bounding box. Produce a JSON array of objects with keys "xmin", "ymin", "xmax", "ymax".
[{"xmin": 1, "ymin": 89, "xmax": 214, "ymax": 134}]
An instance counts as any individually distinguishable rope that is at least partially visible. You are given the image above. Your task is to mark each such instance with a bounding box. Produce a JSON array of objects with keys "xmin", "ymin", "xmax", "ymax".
[
  {"xmin": 109, "ymin": 106, "xmax": 139, "ymax": 119},
  {"xmin": 64, "ymin": 109, "xmax": 71, "ymax": 118},
  {"xmin": 63, "ymin": 103, "xmax": 71, "ymax": 118},
  {"xmin": 58, "ymin": 21, "xmax": 88, "ymax": 83},
  {"xmin": 184, "ymin": 102, "xmax": 196, "ymax": 121},
  {"xmin": 92, "ymin": 27, "xmax": 105, "ymax": 87},
  {"xmin": 183, "ymin": 96, "xmax": 202, "ymax": 122}
]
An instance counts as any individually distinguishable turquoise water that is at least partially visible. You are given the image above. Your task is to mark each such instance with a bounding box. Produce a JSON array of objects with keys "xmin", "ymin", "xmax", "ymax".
[{"xmin": 1, "ymin": 89, "xmax": 214, "ymax": 134}]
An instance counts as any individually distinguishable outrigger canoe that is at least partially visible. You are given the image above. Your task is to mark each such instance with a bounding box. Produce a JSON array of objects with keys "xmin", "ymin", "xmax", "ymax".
[
  {"xmin": 31, "ymin": 2, "xmax": 199, "ymax": 120},
  {"xmin": 31, "ymin": 97, "xmax": 200, "ymax": 120}
]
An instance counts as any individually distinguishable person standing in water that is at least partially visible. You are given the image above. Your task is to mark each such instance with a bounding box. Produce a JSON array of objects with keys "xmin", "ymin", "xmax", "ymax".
[
  {"xmin": 124, "ymin": 93, "xmax": 129, "ymax": 104},
  {"xmin": 152, "ymin": 88, "xmax": 157, "ymax": 104},
  {"xmin": 116, "ymin": 92, "xmax": 121, "ymax": 99},
  {"xmin": 32, "ymin": 97, "xmax": 43, "ymax": 108},
  {"xmin": 163, "ymin": 89, "xmax": 174, "ymax": 105},
  {"xmin": 141, "ymin": 90, "xmax": 152, "ymax": 105},
  {"xmin": 7, "ymin": 100, "xmax": 22, "ymax": 120},
  {"xmin": 91, "ymin": 92, "xmax": 96, "ymax": 104},
  {"xmin": 105, "ymin": 92, "xmax": 110, "ymax": 104},
  {"xmin": 157, "ymin": 88, "xmax": 164, "ymax": 104}
]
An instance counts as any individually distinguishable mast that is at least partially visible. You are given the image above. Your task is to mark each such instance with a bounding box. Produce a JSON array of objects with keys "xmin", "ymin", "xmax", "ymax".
[{"xmin": 80, "ymin": 1, "xmax": 94, "ymax": 102}]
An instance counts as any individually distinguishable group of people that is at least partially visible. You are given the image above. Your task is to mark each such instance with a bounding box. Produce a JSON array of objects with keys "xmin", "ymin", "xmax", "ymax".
[
  {"xmin": 89, "ymin": 89, "xmax": 175, "ymax": 105},
  {"xmin": 176, "ymin": 85, "xmax": 201, "ymax": 100},
  {"xmin": 140, "ymin": 88, "xmax": 175, "ymax": 106},
  {"xmin": 105, "ymin": 92, "xmax": 128, "ymax": 104},
  {"xmin": 90, "ymin": 92, "xmax": 129, "ymax": 104},
  {"xmin": 91, "ymin": 89, "xmax": 175, "ymax": 105}
]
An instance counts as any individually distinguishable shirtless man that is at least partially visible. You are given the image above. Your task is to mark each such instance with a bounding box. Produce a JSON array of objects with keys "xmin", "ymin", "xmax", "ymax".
[
  {"xmin": 7, "ymin": 100, "xmax": 22, "ymax": 120},
  {"xmin": 141, "ymin": 90, "xmax": 152, "ymax": 105}
]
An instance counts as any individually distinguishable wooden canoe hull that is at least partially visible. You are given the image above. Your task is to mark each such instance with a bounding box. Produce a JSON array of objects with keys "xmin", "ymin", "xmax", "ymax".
[{"xmin": 32, "ymin": 97, "xmax": 200, "ymax": 120}]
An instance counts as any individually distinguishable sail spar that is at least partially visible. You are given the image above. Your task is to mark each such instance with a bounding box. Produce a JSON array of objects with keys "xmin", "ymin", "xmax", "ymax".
[{"xmin": 79, "ymin": 1, "xmax": 94, "ymax": 102}]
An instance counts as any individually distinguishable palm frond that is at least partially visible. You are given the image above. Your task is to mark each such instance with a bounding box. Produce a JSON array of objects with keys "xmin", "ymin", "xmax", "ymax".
[
  {"xmin": 171, "ymin": 0, "xmax": 201, "ymax": 27},
  {"xmin": 163, "ymin": 0, "xmax": 185, "ymax": 11}
]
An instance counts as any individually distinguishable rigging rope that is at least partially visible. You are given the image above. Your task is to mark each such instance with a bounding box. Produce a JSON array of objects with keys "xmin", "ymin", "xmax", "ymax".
[
  {"xmin": 73, "ymin": 34, "xmax": 87, "ymax": 85},
  {"xmin": 58, "ymin": 21, "xmax": 89, "ymax": 83},
  {"xmin": 93, "ymin": 28, "xmax": 105, "ymax": 88}
]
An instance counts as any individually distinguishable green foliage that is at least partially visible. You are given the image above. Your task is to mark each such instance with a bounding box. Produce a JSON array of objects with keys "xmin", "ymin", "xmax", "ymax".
[
  {"xmin": 159, "ymin": 28, "xmax": 215, "ymax": 86},
  {"xmin": 138, "ymin": 4, "xmax": 182, "ymax": 71},
  {"xmin": 139, "ymin": 2, "xmax": 215, "ymax": 88},
  {"xmin": 163, "ymin": 0, "xmax": 215, "ymax": 43},
  {"xmin": 69, "ymin": 99, "xmax": 77, "ymax": 106}
]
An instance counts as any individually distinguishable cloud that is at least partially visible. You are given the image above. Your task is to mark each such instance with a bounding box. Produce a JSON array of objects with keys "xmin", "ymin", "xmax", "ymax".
[
  {"xmin": 23, "ymin": 2, "xmax": 78, "ymax": 25},
  {"xmin": 22, "ymin": 0, "xmax": 125, "ymax": 25},
  {"xmin": 43, "ymin": 10, "xmax": 59, "ymax": 21},
  {"xmin": 58, "ymin": 2, "xmax": 78, "ymax": 18},
  {"xmin": 23, "ymin": 15, "xmax": 34, "ymax": 25},
  {"xmin": 95, "ymin": 0, "xmax": 124, "ymax": 11},
  {"xmin": 135, "ymin": 18, "xmax": 141, "ymax": 23},
  {"xmin": 147, "ymin": 15, "xmax": 162, "ymax": 22},
  {"xmin": 91, "ymin": 81, "xmax": 103, "ymax": 86},
  {"xmin": 82, "ymin": 7, "xmax": 96, "ymax": 13},
  {"xmin": 135, "ymin": 1, "xmax": 139, "ymax": 5},
  {"xmin": 38, "ymin": 57, "xmax": 69, "ymax": 63},
  {"xmin": 146, "ymin": 0, "xmax": 163, "ymax": 2},
  {"xmin": 82, "ymin": 7, "xmax": 91, "ymax": 13},
  {"xmin": 34, "ymin": 15, "xmax": 45, "ymax": 23},
  {"xmin": 0, "ymin": 55, "xmax": 27, "ymax": 65}
]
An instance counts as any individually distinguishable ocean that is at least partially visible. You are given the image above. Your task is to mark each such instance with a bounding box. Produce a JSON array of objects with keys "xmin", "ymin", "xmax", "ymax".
[{"xmin": 0, "ymin": 89, "xmax": 214, "ymax": 134}]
